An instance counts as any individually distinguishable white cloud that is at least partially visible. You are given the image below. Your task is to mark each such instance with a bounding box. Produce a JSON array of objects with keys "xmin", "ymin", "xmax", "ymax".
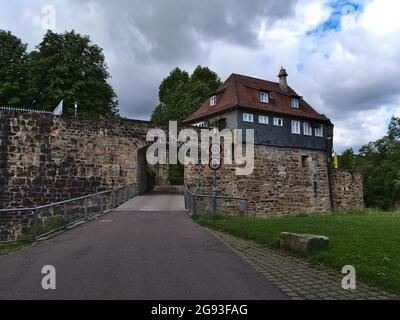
[
  {"xmin": 1, "ymin": 0, "xmax": 399, "ymax": 151},
  {"xmin": 360, "ymin": 0, "xmax": 400, "ymax": 35},
  {"xmin": 302, "ymin": 1, "xmax": 332, "ymax": 28},
  {"xmin": 334, "ymin": 105, "xmax": 400, "ymax": 152}
]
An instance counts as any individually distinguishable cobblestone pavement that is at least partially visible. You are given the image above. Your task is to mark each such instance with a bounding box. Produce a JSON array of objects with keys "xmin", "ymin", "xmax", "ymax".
[{"xmin": 210, "ymin": 230, "xmax": 398, "ymax": 300}]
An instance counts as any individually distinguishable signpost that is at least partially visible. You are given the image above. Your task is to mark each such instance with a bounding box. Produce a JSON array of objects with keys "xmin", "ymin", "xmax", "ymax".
[{"xmin": 209, "ymin": 143, "xmax": 221, "ymax": 214}]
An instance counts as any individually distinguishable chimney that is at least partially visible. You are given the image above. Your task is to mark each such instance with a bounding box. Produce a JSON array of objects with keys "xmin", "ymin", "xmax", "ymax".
[{"xmin": 278, "ymin": 66, "xmax": 288, "ymax": 92}]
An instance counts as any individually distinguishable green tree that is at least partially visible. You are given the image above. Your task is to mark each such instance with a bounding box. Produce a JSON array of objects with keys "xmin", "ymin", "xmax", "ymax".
[
  {"xmin": 168, "ymin": 163, "xmax": 184, "ymax": 185},
  {"xmin": 28, "ymin": 30, "xmax": 118, "ymax": 117},
  {"xmin": 151, "ymin": 66, "xmax": 221, "ymax": 124},
  {"xmin": 356, "ymin": 117, "xmax": 400, "ymax": 209},
  {"xmin": 338, "ymin": 148, "xmax": 357, "ymax": 169},
  {"xmin": 0, "ymin": 30, "xmax": 29, "ymax": 106},
  {"xmin": 151, "ymin": 66, "xmax": 221, "ymax": 184}
]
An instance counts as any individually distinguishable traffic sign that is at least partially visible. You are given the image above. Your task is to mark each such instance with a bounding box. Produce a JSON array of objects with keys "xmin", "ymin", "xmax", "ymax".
[
  {"xmin": 209, "ymin": 158, "xmax": 221, "ymax": 171},
  {"xmin": 209, "ymin": 144, "xmax": 222, "ymax": 155}
]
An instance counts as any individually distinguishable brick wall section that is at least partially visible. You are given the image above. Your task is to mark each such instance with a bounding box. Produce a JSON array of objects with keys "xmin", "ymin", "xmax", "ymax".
[
  {"xmin": 0, "ymin": 112, "xmax": 164, "ymax": 209},
  {"xmin": 331, "ymin": 170, "xmax": 364, "ymax": 210},
  {"xmin": 185, "ymin": 145, "xmax": 331, "ymax": 217}
]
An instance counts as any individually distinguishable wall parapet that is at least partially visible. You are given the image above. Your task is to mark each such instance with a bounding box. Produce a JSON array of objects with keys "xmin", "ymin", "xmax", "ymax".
[
  {"xmin": 331, "ymin": 169, "xmax": 364, "ymax": 210},
  {"xmin": 0, "ymin": 112, "xmax": 155, "ymax": 209}
]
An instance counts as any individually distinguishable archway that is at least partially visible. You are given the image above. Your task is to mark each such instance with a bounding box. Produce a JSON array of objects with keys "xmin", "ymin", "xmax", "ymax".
[{"xmin": 136, "ymin": 146, "xmax": 155, "ymax": 195}]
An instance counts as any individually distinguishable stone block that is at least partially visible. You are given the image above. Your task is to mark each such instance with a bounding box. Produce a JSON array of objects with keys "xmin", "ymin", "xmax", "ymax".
[{"xmin": 280, "ymin": 232, "xmax": 329, "ymax": 254}]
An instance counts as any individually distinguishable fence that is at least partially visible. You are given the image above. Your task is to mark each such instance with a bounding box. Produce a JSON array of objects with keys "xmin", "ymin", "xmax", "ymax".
[
  {"xmin": 0, "ymin": 184, "xmax": 137, "ymax": 243},
  {"xmin": 184, "ymin": 186, "xmax": 248, "ymax": 217},
  {"xmin": 0, "ymin": 105, "xmax": 53, "ymax": 115}
]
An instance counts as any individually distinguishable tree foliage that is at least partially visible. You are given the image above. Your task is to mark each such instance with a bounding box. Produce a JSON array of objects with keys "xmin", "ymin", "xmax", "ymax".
[
  {"xmin": 0, "ymin": 30, "xmax": 29, "ymax": 106},
  {"xmin": 168, "ymin": 163, "xmax": 184, "ymax": 185},
  {"xmin": 151, "ymin": 66, "xmax": 221, "ymax": 184},
  {"xmin": 0, "ymin": 29, "xmax": 118, "ymax": 117},
  {"xmin": 338, "ymin": 117, "xmax": 400, "ymax": 209},
  {"xmin": 338, "ymin": 148, "xmax": 357, "ymax": 170},
  {"xmin": 28, "ymin": 30, "xmax": 118, "ymax": 117},
  {"xmin": 151, "ymin": 66, "xmax": 221, "ymax": 124}
]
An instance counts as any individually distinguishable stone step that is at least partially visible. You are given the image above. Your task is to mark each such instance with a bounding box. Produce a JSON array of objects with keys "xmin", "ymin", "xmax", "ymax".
[{"xmin": 152, "ymin": 185, "xmax": 184, "ymax": 194}]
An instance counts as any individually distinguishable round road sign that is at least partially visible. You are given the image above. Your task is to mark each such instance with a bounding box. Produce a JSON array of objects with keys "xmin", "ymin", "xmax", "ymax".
[
  {"xmin": 209, "ymin": 144, "xmax": 222, "ymax": 155},
  {"xmin": 209, "ymin": 158, "xmax": 222, "ymax": 171}
]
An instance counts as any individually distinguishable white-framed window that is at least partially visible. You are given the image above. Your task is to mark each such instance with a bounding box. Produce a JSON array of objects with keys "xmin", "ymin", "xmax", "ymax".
[
  {"xmin": 210, "ymin": 95, "xmax": 217, "ymax": 106},
  {"xmin": 259, "ymin": 115, "xmax": 269, "ymax": 124},
  {"xmin": 303, "ymin": 122, "xmax": 312, "ymax": 136},
  {"xmin": 243, "ymin": 113, "xmax": 254, "ymax": 122},
  {"xmin": 193, "ymin": 122, "xmax": 205, "ymax": 128},
  {"xmin": 291, "ymin": 98, "xmax": 299, "ymax": 108},
  {"xmin": 315, "ymin": 125, "xmax": 324, "ymax": 137},
  {"xmin": 260, "ymin": 91, "xmax": 269, "ymax": 103},
  {"xmin": 273, "ymin": 117, "xmax": 283, "ymax": 126},
  {"xmin": 291, "ymin": 120, "xmax": 301, "ymax": 134}
]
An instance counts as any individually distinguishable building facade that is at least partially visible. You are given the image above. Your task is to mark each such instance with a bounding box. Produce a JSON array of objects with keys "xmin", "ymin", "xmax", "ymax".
[
  {"xmin": 184, "ymin": 68, "xmax": 333, "ymax": 152},
  {"xmin": 183, "ymin": 68, "xmax": 362, "ymax": 216}
]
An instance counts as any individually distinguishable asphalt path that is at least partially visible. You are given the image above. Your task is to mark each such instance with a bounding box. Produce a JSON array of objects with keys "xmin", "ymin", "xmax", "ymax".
[{"xmin": 0, "ymin": 192, "xmax": 287, "ymax": 300}]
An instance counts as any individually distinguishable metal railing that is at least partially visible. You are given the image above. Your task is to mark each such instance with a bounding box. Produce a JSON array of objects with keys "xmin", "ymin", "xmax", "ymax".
[
  {"xmin": 184, "ymin": 186, "xmax": 248, "ymax": 217},
  {"xmin": 0, "ymin": 184, "xmax": 137, "ymax": 243},
  {"xmin": 0, "ymin": 105, "xmax": 53, "ymax": 115}
]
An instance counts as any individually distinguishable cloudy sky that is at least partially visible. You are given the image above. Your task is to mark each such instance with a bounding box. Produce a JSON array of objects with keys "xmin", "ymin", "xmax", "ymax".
[{"xmin": 1, "ymin": 0, "xmax": 400, "ymax": 152}]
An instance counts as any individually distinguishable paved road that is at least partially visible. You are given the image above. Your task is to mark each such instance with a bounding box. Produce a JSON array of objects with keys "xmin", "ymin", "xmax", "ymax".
[{"xmin": 0, "ymin": 192, "xmax": 287, "ymax": 300}]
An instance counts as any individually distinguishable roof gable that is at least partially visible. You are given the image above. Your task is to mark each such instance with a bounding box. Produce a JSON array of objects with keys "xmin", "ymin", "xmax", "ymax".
[{"xmin": 183, "ymin": 73, "xmax": 331, "ymax": 124}]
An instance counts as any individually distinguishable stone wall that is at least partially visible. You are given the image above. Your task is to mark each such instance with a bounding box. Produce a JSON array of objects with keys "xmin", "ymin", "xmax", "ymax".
[
  {"xmin": 0, "ymin": 115, "xmax": 8, "ymax": 207},
  {"xmin": 0, "ymin": 112, "xmax": 364, "ymax": 219},
  {"xmin": 0, "ymin": 112, "xmax": 162, "ymax": 209},
  {"xmin": 185, "ymin": 145, "xmax": 331, "ymax": 217},
  {"xmin": 331, "ymin": 170, "xmax": 364, "ymax": 210}
]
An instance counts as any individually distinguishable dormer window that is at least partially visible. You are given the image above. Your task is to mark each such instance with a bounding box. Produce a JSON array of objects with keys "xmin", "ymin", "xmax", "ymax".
[
  {"xmin": 291, "ymin": 97, "xmax": 299, "ymax": 108},
  {"xmin": 193, "ymin": 122, "xmax": 205, "ymax": 128},
  {"xmin": 260, "ymin": 91, "xmax": 269, "ymax": 103},
  {"xmin": 210, "ymin": 95, "xmax": 217, "ymax": 107}
]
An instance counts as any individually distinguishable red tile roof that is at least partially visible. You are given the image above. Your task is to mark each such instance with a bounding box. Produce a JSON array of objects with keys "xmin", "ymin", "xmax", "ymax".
[{"xmin": 183, "ymin": 73, "xmax": 332, "ymax": 125}]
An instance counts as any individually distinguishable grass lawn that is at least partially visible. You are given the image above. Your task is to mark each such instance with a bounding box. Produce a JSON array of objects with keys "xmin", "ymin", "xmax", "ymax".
[
  {"xmin": 193, "ymin": 209, "xmax": 400, "ymax": 294},
  {"xmin": 0, "ymin": 239, "xmax": 32, "ymax": 256},
  {"xmin": 0, "ymin": 216, "xmax": 69, "ymax": 256}
]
